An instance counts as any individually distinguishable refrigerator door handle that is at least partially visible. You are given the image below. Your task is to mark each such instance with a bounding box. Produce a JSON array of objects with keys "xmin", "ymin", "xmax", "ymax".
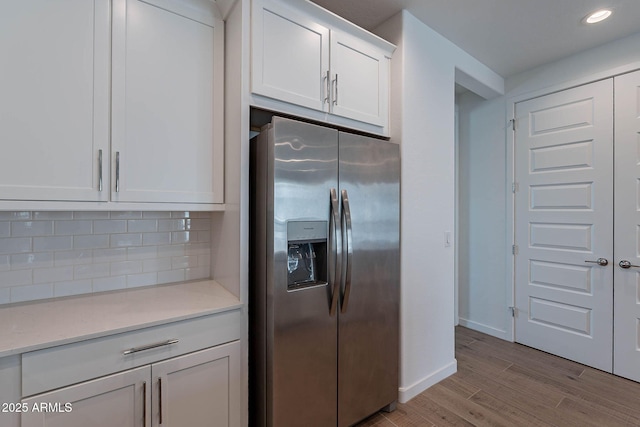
[
  {"xmin": 329, "ymin": 188, "xmax": 342, "ymax": 316},
  {"xmin": 341, "ymin": 189, "xmax": 353, "ymax": 313}
]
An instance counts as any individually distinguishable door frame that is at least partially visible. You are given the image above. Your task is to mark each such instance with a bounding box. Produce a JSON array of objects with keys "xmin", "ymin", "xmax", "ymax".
[{"xmin": 506, "ymin": 61, "xmax": 640, "ymax": 343}]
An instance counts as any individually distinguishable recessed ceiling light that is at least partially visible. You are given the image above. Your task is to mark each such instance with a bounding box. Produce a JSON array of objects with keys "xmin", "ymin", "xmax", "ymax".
[{"xmin": 584, "ymin": 9, "xmax": 613, "ymax": 24}]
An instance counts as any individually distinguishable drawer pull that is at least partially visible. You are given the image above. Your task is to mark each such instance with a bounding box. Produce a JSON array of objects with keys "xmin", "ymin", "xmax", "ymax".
[{"xmin": 123, "ymin": 339, "xmax": 179, "ymax": 355}]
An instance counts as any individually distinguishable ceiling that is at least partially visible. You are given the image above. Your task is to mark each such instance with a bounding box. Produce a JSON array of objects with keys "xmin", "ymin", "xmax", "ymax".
[{"xmin": 310, "ymin": 0, "xmax": 640, "ymax": 77}]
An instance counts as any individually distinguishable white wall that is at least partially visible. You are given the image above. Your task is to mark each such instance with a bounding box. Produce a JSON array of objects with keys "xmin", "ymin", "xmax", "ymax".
[
  {"xmin": 375, "ymin": 10, "xmax": 504, "ymax": 402},
  {"xmin": 457, "ymin": 30, "xmax": 640, "ymax": 341},
  {"xmin": 457, "ymin": 92, "xmax": 511, "ymax": 339}
]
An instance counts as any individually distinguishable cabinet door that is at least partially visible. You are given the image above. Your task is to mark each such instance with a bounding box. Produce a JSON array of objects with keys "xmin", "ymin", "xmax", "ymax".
[
  {"xmin": 152, "ymin": 341, "xmax": 241, "ymax": 427},
  {"xmin": 0, "ymin": 0, "xmax": 110, "ymax": 202},
  {"xmin": 21, "ymin": 366, "xmax": 150, "ymax": 427},
  {"xmin": 329, "ymin": 30, "xmax": 389, "ymax": 127},
  {"xmin": 112, "ymin": 0, "xmax": 224, "ymax": 204},
  {"xmin": 251, "ymin": 0, "xmax": 330, "ymax": 112}
]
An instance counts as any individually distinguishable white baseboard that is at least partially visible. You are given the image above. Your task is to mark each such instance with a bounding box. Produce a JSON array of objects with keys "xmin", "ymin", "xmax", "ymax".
[
  {"xmin": 458, "ymin": 317, "xmax": 510, "ymax": 341},
  {"xmin": 398, "ymin": 359, "xmax": 457, "ymax": 403}
]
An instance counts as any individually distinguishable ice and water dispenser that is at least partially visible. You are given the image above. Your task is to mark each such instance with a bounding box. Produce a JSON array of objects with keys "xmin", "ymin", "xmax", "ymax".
[{"xmin": 286, "ymin": 221, "xmax": 327, "ymax": 291}]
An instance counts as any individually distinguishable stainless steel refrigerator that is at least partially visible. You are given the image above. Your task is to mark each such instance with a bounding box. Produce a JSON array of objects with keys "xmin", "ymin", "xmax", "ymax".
[{"xmin": 250, "ymin": 116, "xmax": 399, "ymax": 427}]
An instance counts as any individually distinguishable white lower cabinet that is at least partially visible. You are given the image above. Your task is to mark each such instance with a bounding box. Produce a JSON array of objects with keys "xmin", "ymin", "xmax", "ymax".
[
  {"xmin": 21, "ymin": 342, "xmax": 240, "ymax": 427},
  {"xmin": 152, "ymin": 343, "xmax": 241, "ymax": 427},
  {"xmin": 21, "ymin": 366, "xmax": 148, "ymax": 427}
]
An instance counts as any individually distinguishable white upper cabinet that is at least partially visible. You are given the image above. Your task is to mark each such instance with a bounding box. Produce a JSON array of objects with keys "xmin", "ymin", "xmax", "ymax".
[
  {"xmin": 251, "ymin": 1, "xmax": 330, "ymax": 112},
  {"xmin": 0, "ymin": 0, "xmax": 110, "ymax": 202},
  {"xmin": 0, "ymin": 0, "xmax": 224, "ymax": 209},
  {"xmin": 329, "ymin": 30, "xmax": 388, "ymax": 127},
  {"xmin": 111, "ymin": 0, "xmax": 224, "ymax": 204},
  {"xmin": 250, "ymin": 0, "xmax": 395, "ymax": 136}
]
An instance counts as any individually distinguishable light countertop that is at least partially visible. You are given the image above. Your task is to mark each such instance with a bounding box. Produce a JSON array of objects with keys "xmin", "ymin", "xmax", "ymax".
[{"xmin": 0, "ymin": 280, "xmax": 242, "ymax": 358}]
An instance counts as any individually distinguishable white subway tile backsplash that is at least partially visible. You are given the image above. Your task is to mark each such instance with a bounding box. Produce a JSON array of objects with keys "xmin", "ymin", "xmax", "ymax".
[
  {"xmin": 171, "ymin": 231, "xmax": 193, "ymax": 244},
  {"xmin": 0, "ymin": 288, "xmax": 9, "ymax": 304},
  {"xmin": 0, "ymin": 237, "xmax": 32, "ymax": 254},
  {"xmin": 127, "ymin": 272, "xmax": 158, "ymax": 288},
  {"xmin": 0, "ymin": 212, "xmax": 31, "ymax": 220},
  {"xmin": 74, "ymin": 235, "xmax": 110, "ymax": 250},
  {"xmin": 94, "ymin": 220, "xmax": 127, "ymax": 234},
  {"xmin": 143, "ymin": 258, "xmax": 172, "ymax": 273},
  {"xmin": 0, "ymin": 269, "xmax": 33, "ymax": 287},
  {"xmin": 0, "ymin": 222, "xmax": 9, "ymax": 238},
  {"xmin": 93, "ymin": 248, "xmax": 127, "ymax": 263},
  {"xmin": 157, "ymin": 269, "xmax": 185, "ymax": 284},
  {"xmin": 111, "ymin": 233, "xmax": 142, "ymax": 248},
  {"xmin": 93, "ymin": 276, "xmax": 127, "ymax": 293},
  {"xmin": 54, "ymin": 250, "xmax": 92, "ymax": 266},
  {"xmin": 54, "ymin": 280, "xmax": 93, "ymax": 297},
  {"xmin": 0, "ymin": 255, "xmax": 9, "ymax": 271},
  {"xmin": 185, "ymin": 266, "xmax": 210, "ymax": 281},
  {"xmin": 11, "ymin": 283, "xmax": 53, "ymax": 303},
  {"xmin": 11, "ymin": 221, "xmax": 54, "ymax": 237},
  {"xmin": 111, "ymin": 211, "xmax": 143, "ymax": 219},
  {"xmin": 143, "ymin": 211, "xmax": 172, "ymax": 219},
  {"xmin": 110, "ymin": 260, "xmax": 142, "ymax": 276},
  {"xmin": 143, "ymin": 232, "xmax": 171, "ymax": 246},
  {"xmin": 128, "ymin": 220, "xmax": 158, "ymax": 233},
  {"xmin": 34, "ymin": 266, "xmax": 73, "ymax": 284},
  {"xmin": 34, "ymin": 211, "xmax": 74, "ymax": 220},
  {"xmin": 157, "ymin": 244, "xmax": 184, "ymax": 258},
  {"xmin": 34, "ymin": 236, "xmax": 72, "ymax": 252},
  {"xmin": 74, "ymin": 263, "xmax": 110, "ymax": 280},
  {"xmin": 0, "ymin": 211, "xmax": 211, "ymax": 305},
  {"xmin": 158, "ymin": 219, "xmax": 186, "ymax": 231},
  {"xmin": 73, "ymin": 212, "xmax": 110, "ymax": 220},
  {"xmin": 171, "ymin": 255, "xmax": 197, "ymax": 270},
  {"xmin": 127, "ymin": 246, "xmax": 158, "ymax": 260},
  {"xmin": 55, "ymin": 220, "xmax": 92, "ymax": 235},
  {"xmin": 11, "ymin": 253, "xmax": 54, "ymax": 270}
]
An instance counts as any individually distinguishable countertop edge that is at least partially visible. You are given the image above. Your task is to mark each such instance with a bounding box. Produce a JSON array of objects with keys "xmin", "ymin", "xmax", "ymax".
[{"xmin": 0, "ymin": 280, "xmax": 243, "ymax": 359}]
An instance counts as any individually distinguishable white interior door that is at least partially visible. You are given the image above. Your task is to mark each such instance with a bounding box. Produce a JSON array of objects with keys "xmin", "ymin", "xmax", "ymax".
[
  {"xmin": 514, "ymin": 79, "xmax": 614, "ymax": 371},
  {"xmin": 614, "ymin": 69, "xmax": 640, "ymax": 382}
]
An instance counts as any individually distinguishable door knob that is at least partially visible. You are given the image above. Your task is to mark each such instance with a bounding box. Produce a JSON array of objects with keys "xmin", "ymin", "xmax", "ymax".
[
  {"xmin": 584, "ymin": 258, "xmax": 608, "ymax": 266},
  {"xmin": 619, "ymin": 260, "xmax": 640, "ymax": 269}
]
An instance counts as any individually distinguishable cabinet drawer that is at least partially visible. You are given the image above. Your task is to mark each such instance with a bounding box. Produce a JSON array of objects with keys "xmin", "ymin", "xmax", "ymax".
[{"xmin": 22, "ymin": 310, "xmax": 241, "ymax": 397}]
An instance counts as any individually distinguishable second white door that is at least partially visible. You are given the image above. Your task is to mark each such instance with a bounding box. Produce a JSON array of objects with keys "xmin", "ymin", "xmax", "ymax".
[
  {"xmin": 613, "ymin": 70, "xmax": 640, "ymax": 382},
  {"xmin": 515, "ymin": 71, "xmax": 640, "ymax": 381}
]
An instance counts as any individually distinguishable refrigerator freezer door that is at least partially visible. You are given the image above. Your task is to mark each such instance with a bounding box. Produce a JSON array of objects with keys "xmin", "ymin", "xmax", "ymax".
[
  {"xmin": 337, "ymin": 133, "xmax": 400, "ymax": 427},
  {"xmin": 269, "ymin": 117, "xmax": 339, "ymax": 427}
]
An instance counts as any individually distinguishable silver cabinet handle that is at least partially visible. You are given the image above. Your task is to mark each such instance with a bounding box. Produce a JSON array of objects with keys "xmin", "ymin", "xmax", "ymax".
[
  {"xmin": 619, "ymin": 260, "xmax": 640, "ymax": 269},
  {"xmin": 584, "ymin": 258, "xmax": 608, "ymax": 266},
  {"xmin": 340, "ymin": 189, "xmax": 353, "ymax": 314},
  {"xmin": 332, "ymin": 74, "xmax": 339, "ymax": 105},
  {"xmin": 98, "ymin": 149, "xmax": 103, "ymax": 192},
  {"xmin": 324, "ymin": 70, "xmax": 330, "ymax": 105},
  {"xmin": 158, "ymin": 377, "xmax": 163, "ymax": 425},
  {"xmin": 329, "ymin": 188, "xmax": 342, "ymax": 316},
  {"xmin": 115, "ymin": 151, "xmax": 120, "ymax": 192},
  {"xmin": 142, "ymin": 381, "xmax": 147, "ymax": 426},
  {"xmin": 122, "ymin": 339, "xmax": 178, "ymax": 355}
]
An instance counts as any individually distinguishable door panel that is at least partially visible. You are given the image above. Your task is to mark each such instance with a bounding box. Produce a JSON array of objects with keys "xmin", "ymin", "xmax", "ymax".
[
  {"xmin": 269, "ymin": 118, "xmax": 338, "ymax": 427},
  {"xmin": 515, "ymin": 79, "xmax": 614, "ymax": 371},
  {"xmin": 22, "ymin": 366, "xmax": 149, "ymax": 427},
  {"xmin": 251, "ymin": 0, "xmax": 330, "ymax": 112},
  {"xmin": 0, "ymin": 0, "xmax": 109, "ymax": 202},
  {"xmin": 152, "ymin": 342, "xmax": 241, "ymax": 427},
  {"xmin": 614, "ymin": 69, "xmax": 640, "ymax": 382},
  {"xmin": 330, "ymin": 31, "xmax": 388, "ymax": 126},
  {"xmin": 337, "ymin": 133, "xmax": 399, "ymax": 426},
  {"xmin": 111, "ymin": 0, "xmax": 222, "ymax": 203}
]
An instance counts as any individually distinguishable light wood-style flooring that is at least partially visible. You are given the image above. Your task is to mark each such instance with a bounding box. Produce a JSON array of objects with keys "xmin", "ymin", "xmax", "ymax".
[{"xmin": 356, "ymin": 326, "xmax": 640, "ymax": 426}]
